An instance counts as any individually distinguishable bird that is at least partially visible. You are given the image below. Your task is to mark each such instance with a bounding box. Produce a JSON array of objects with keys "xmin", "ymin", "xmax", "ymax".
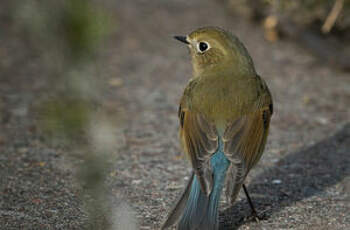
[{"xmin": 161, "ymin": 27, "xmax": 273, "ymax": 230}]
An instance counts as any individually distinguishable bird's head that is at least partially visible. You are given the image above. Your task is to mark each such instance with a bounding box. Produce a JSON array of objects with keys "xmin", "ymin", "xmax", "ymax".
[{"xmin": 174, "ymin": 27, "xmax": 255, "ymax": 76}]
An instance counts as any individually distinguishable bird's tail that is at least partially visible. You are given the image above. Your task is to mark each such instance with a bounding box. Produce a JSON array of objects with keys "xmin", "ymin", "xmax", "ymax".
[
  {"xmin": 162, "ymin": 151, "xmax": 229, "ymax": 230},
  {"xmin": 161, "ymin": 172, "xmax": 195, "ymax": 229}
]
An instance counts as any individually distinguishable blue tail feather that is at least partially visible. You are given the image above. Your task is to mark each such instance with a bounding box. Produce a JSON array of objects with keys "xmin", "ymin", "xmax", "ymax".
[{"xmin": 178, "ymin": 145, "xmax": 230, "ymax": 230}]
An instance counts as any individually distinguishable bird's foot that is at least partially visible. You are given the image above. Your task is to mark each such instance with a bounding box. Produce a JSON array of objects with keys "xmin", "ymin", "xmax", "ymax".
[{"xmin": 245, "ymin": 209, "xmax": 269, "ymax": 223}]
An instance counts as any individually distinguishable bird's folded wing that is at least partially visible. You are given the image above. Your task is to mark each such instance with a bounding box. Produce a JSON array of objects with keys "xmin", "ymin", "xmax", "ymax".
[
  {"xmin": 179, "ymin": 105, "xmax": 218, "ymax": 196},
  {"xmin": 222, "ymin": 105, "xmax": 272, "ymax": 203}
]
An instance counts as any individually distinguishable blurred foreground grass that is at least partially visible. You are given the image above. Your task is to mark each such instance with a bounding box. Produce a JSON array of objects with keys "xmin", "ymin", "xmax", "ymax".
[{"xmin": 5, "ymin": 0, "xmax": 135, "ymax": 229}]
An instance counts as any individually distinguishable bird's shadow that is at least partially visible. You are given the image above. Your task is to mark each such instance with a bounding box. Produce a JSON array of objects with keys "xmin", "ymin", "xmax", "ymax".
[{"xmin": 219, "ymin": 123, "xmax": 350, "ymax": 230}]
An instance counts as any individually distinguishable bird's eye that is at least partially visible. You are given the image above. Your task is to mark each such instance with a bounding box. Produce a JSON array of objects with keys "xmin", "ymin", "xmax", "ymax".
[{"xmin": 197, "ymin": 41, "xmax": 209, "ymax": 53}]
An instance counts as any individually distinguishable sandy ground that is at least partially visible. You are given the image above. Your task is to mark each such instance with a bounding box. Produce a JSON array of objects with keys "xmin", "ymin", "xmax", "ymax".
[{"xmin": 0, "ymin": 0, "xmax": 349, "ymax": 229}]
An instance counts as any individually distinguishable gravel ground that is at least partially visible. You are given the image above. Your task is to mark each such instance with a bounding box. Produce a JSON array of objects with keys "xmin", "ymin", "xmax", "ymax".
[{"xmin": 1, "ymin": 0, "xmax": 349, "ymax": 229}]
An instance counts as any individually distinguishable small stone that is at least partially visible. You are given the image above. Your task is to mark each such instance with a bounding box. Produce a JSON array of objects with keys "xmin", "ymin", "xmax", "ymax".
[
  {"xmin": 132, "ymin": 179, "xmax": 142, "ymax": 185},
  {"xmin": 166, "ymin": 182, "xmax": 182, "ymax": 190},
  {"xmin": 272, "ymin": 179, "xmax": 282, "ymax": 184},
  {"xmin": 316, "ymin": 117, "xmax": 328, "ymax": 125},
  {"xmin": 109, "ymin": 78, "xmax": 123, "ymax": 87},
  {"xmin": 271, "ymin": 158, "xmax": 279, "ymax": 163}
]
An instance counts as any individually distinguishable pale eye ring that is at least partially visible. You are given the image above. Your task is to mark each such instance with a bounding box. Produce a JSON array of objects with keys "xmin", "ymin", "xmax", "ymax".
[{"xmin": 197, "ymin": 41, "xmax": 210, "ymax": 53}]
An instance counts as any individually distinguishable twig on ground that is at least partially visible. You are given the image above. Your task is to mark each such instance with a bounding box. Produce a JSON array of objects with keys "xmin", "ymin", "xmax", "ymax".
[{"xmin": 322, "ymin": 0, "xmax": 344, "ymax": 34}]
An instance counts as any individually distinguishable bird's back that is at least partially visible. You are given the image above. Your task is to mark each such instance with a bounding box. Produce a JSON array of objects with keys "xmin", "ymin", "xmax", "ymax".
[{"xmin": 182, "ymin": 72, "xmax": 271, "ymax": 132}]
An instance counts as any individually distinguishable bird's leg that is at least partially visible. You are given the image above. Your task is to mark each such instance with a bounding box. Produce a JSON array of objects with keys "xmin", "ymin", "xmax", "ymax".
[{"xmin": 242, "ymin": 184, "xmax": 261, "ymax": 222}]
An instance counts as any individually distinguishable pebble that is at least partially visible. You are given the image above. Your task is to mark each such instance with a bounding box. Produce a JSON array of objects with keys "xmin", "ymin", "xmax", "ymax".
[{"xmin": 272, "ymin": 179, "xmax": 282, "ymax": 184}]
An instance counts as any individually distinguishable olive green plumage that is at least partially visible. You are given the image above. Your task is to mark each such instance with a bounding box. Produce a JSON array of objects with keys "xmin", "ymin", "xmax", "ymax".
[{"xmin": 162, "ymin": 27, "xmax": 273, "ymax": 230}]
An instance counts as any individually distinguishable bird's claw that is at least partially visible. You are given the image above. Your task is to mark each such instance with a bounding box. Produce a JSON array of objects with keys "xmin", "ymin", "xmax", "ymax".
[{"xmin": 245, "ymin": 209, "xmax": 268, "ymax": 223}]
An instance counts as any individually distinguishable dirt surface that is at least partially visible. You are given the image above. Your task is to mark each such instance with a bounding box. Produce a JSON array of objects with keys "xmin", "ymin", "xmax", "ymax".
[{"xmin": 1, "ymin": 0, "xmax": 350, "ymax": 229}]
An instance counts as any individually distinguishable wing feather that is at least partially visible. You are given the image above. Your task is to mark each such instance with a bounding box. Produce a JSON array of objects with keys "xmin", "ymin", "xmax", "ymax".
[
  {"xmin": 223, "ymin": 105, "xmax": 272, "ymax": 203},
  {"xmin": 179, "ymin": 107, "xmax": 218, "ymax": 196}
]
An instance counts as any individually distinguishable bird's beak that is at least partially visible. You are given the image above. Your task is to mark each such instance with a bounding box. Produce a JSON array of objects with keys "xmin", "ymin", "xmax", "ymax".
[{"xmin": 174, "ymin": 35, "xmax": 189, "ymax": 44}]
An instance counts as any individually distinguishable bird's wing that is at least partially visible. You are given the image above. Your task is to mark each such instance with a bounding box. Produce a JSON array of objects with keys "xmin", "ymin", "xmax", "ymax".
[
  {"xmin": 178, "ymin": 103, "xmax": 218, "ymax": 196},
  {"xmin": 222, "ymin": 102, "xmax": 272, "ymax": 203}
]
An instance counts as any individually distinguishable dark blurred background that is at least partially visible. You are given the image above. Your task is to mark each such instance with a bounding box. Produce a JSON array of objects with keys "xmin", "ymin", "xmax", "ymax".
[{"xmin": 0, "ymin": 0, "xmax": 349, "ymax": 229}]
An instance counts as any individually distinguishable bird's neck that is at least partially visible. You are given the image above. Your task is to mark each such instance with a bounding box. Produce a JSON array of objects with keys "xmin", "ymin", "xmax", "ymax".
[{"xmin": 192, "ymin": 55, "xmax": 256, "ymax": 78}]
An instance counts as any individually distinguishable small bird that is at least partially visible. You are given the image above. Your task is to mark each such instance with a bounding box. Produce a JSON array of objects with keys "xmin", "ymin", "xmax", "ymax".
[{"xmin": 162, "ymin": 27, "xmax": 273, "ymax": 230}]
